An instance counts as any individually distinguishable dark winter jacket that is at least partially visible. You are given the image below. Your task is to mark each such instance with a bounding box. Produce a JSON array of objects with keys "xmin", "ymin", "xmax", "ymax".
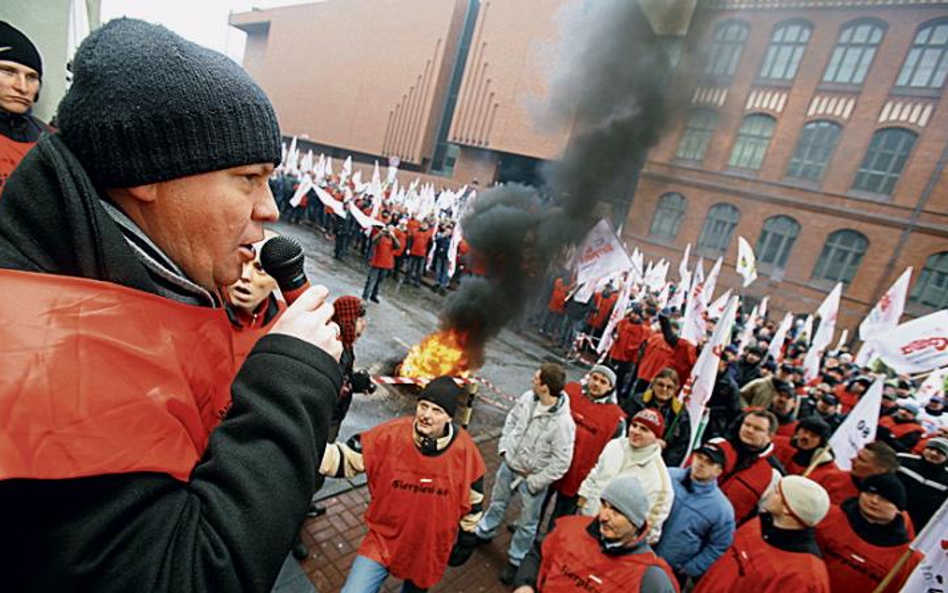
[{"xmin": 0, "ymin": 134, "xmax": 342, "ymax": 592}]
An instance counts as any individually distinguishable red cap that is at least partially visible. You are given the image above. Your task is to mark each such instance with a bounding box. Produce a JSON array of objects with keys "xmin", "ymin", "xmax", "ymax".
[{"xmin": 632, "ymin": 408, "xmax": 665, "ymax": 437}]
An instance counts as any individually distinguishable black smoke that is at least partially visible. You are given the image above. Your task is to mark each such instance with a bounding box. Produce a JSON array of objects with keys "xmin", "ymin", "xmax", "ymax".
[{"xmin": 441, "ymin": 0, "xmax": 695, "ymax": 360}]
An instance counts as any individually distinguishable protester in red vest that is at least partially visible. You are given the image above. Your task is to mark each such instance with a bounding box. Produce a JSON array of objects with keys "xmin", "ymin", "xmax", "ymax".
[
  {"xmin": 512, "ymin": 475, "xmax": 679, "ymax": 593},
  {"xmin": 541, "ymin": 274, "xmax": 573, "ymax": 340},
  {"xmin": 407, "ymin": 220, "xmax": 433, "ymax": 286},
  {"xmin": 224, "ymin": 230, "xmax": 285, "ymax": 366},
  {"xmin": 546, "ymin": 366, "xmax": 625, "ymax": 526},
  {"xmin": 772, "ymin": 416, "xmax": 838, "ymax": 481},
  {"xmin": 586, "ymin": 286, "xmax": 618, "ymax": 338},
  {"xmin": 694, "ymin": 476, "xmax": 831, "ymax": 593},
  {"xmin": 321, "ymin": 377, "xmax": 486, "ymax": 592},
  {"xmin": 608, "ymin": 304, "xmax": 653, "ymax": 397},
  {"xmin": 392, "ymin": 217, "xmax": 410, "ymax": 283},
  {"xmin": 712, "ymin": 409, "xmax": 784, "ymax": 525},
  {"xmin": 816, "ymin": 473, "xmax": 922, "ymax": 593},
  {"xmin": 833, "ymin": 375, "xmax": 871, "ymax": 413},
  {"xmin": 0, "ymin": 20, "xmax": 343, "ymax": 591},
  {"xmin": 877, "ymin": 400, "xmax": 926, "ymax": 453},
  {"xmin": 767, "ymin": 383, "xmax": 800, "ymax": 437},
  {"xmin": 633, "ymin": 314, "xmax": 696, "ymax": 397},
  {"xmin": 815, "ymin": 441, "xmax": 900, "ymax": 504},
  {"xmin": 0, "ymin": 22, "xmax": 50, "ymax": 197},
  {"xmin": 362, "ymin": 222, "xmax": 400, "ymax": 303}
]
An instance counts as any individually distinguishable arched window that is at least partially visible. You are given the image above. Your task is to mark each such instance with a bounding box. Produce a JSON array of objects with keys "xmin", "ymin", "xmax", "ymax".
[
  {"xmin": 786, "ymin": 120, "xmax": 842, "ymax": 181},
  {"xmin": 812, "ymin": 229, "xmax": 868, "ymax": 283},
  {"xmin": 852, "ymin": 128, "xmax": 917, "ymax": 196},
  {"xmin": 911, "ymin": 252, "xmax": 948, "ymax": 309},
  {"xmin": 896, "ymin": 19, "xmax": 948, "ymax": 90},
  {"xmin": 649, "ymin": 193, "xmax": 687, "ymax": 240},
  {"xmin": 697, "ymin": 203, "xmax": 740, "ymax": 253},
  {"xmin": 756, "ymin": 215, "xmax": 800, "ymax": 269},
  {"xmin": 823, "ymin": 20, "xmax": 885, "ymax": 85},
  {"xmin": 728, "ymin": 114, "xmax": 776, "ymax": 170},
  {"xmin": 676, "ymin": 109, "xmax": 719, "ymax": 161},
  {"xmin": 706, "ymin": 20, "xmax": 750, "ymax": 77},
  {"xmin": 759, "ymin": 20, "xmax": 813, "ymax": 81}
]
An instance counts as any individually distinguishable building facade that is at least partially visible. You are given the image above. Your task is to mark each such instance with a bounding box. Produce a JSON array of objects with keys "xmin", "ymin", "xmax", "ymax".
[{"xmin": 232, "ymin": 0, "xmax": 948, "ymax": 336}]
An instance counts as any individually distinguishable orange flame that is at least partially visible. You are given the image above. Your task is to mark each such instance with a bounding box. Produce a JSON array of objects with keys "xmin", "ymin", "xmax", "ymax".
[{"xmin": 399, "ymin": 329, "xmax": 472, "ymax": 380}]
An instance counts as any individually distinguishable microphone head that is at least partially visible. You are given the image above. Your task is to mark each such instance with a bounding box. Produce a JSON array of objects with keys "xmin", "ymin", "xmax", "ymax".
[{"xmin": 260, "ymin": 235, "xmax": 307, "ymax": 291}]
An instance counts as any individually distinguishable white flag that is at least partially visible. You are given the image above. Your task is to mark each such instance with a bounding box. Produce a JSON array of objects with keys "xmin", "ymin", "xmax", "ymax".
[
  {"xmin": 656, "ymin": 282, "xmax": 670, "ymax": 309},
  {"xmin": 736, "ymin": 236, "xmax": 758, "ymax": 287},
  {"xmin": 680, "ymin": 273, "xmax": 709, "ymax": 344},
  {"xmin": 574, "ymin": 220, "xmax": 633, "ymax": 288},
  {"xmin": 631, "ymin": 249, "xmax": 645, "ymax": 285},
  {"xmin": 860, "ymin": 267, "xmax": 912, "ymax": 341},
  {"xmin": 313, "ymin": 186, "xmax": 347, "ymax": 217},
  {"xmin": 707, "ymin": 289, "xmax": 733, "ymax": 320},
  {"xmin": 897, "ymin": 498, "xmax": 948, "ymax": 593},
  {"xmin": 288, "ymin": 175, "xmax": 312, "ymax": 208},
  {"xmin": 830, "ymin": 379, "xmax": 883, "ymax": 471},
  {"xmin": 681, "ymin": 296, "xmax": 740, "ymax": 462},
  {"xmin": 758, "ymin": 296, "xmax": 769, "ymax": 320},
  {"xmin": 736, "ymin": 304, "xmax": 759, "ymax": 354},
  {"xmin": 598, "ymin": 276, "xmax": 636, "ymax": 356},
  {"xmin": 917, "ymin": 367, "xmax": 948, "ymax": 406},
  {"xmin": 668, "ymin": 272, "xmax": 690, "ymax": 310},
  {"xmin": 644, "ymin": 260, "xmax": 670, "ymax": 293},
  {"xmin": 679, "ymin": 243, "xmax": 692, "ymax": 280},
  {"xmin": 803, "ymin": 283, "xmax": 843, "ymax": 383},
  {"xmin": 769, "ymin": 312, "xmax": 794, "ymax": 362},
  {"xmin": 704, "ymin": 257, "xmax": 723, "ymax": 306},
  {"xmin": 833, "ymin": 329, "xmax": 849, "ymax": 353},
  {"xmin": 863, "ymin": 310, "xmax": 948, "ymax": 374},
  {"xmin": 348, "ymin": 202, "xmax": 384, "ymax": 230}
]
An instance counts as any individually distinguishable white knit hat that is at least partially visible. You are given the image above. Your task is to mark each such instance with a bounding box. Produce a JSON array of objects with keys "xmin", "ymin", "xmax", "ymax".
[{"xmin": 779, "ymin": 476, "xmax": 830, "ymax": 527}]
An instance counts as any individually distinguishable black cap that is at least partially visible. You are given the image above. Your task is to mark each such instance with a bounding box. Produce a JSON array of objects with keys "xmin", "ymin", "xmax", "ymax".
[
  {"xmin": 694, "ymin": 442, "xmax": 732, "ymax": 472},
  {"xmin": 774, "ymin": 379, "xmax": 796, "ymax": 395},
  {"xmin": 797, "ymin": 415, "xmax": 831, "ymax": 440},
  {"xmin": 860, "ymin": 473, "xmax": 907, "ymax": 510},
  {"xmin": 779, "ymin": 362, "xmax": 796, "ymax": 374},
  {"xmin": 820, "ymin": 393, "xmax": 840, "ymax": 406},
  {"xmin": 762, "ymin": 360, "xmax": 777, "ymax": 372},
  {"xmin": 0, "ymin": 22, "xmax": 43, "ymax": 78},
  {"xmin": 419, "ymin": 376, "xmax": 464, "ymax": 417}
]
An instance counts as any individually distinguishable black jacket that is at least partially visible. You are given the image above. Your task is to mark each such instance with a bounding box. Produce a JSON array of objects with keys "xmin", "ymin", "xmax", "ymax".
[
  {"xmin": 897, "ymin": 453, "xmax": 948, "ymax": 531},
  {"xmin": 0, "ymin": 135, "xmax": 341, "ymax": 592},
  {"xmin": 624, "ymin": 391, "xmax": 692, "ymax": 467}
]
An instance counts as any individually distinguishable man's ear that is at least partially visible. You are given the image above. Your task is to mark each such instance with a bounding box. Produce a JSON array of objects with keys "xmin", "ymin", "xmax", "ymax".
[{"xmin": 109, "ymin": 183, "xmax": 159, "ymax": 204}]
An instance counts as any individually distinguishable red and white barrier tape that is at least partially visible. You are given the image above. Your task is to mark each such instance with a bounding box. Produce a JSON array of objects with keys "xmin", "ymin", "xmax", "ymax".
[{"xmin": 371, "ymin": 374, "xmax": 515, "ymax": 404}]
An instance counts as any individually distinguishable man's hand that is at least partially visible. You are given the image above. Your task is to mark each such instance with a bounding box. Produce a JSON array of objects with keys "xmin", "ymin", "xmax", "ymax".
[{"xmin": 270, "ymin": 285, "xmax": 343, "ymax": 361}]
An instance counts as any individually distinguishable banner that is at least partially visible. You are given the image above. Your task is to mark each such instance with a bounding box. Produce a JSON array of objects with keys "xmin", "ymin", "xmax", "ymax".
[
  {"xmin": 860, "ymin": 267, "xmax": 912, "ymax": 342},
  {"xmin": 313, "ymin": 185, "xmax": 347, "ymax": 217},
  {"xmin": 680, "ymin": 296, "xmax": 740, "ymax": 463},
  {"xmin": 348, "ymin": 201, "xmax": 384, "ymax": 230},
  {"xmin": 769, "ymin": 312, "xmax": 794, "ymax": 362},
  {"xmin": 288, "ymin": 175, "xmax": 313, "ymax": 208},
  {"xmin": 707, "ymin": 289, "xmax": 732, "ymax": 320},
  {"xmin": 898, "ymin": 498, "xmax": 948, "ymax": 592},
  {"xmin": 736, "ymin": 236, "xmax": 758, "ymax": 287},
  {"xmin": 574, "ymin": 220, "xmax": 633, "ymax": 289},
  {"xmin": 597, "ymin": 275, "xmax": 636, "ymax": 356},
  {"xmin": 863, "ymin": 310, "xmax": 948, "ymax": 374},
  {"xmin": 830, "ymin": 378, "xmax": 883, "ymax": 471}
]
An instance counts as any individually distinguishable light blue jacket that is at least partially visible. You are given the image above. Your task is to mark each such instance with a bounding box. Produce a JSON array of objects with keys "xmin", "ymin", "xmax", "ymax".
[{"xmin": 654, "ymin": 467, "xmax": 735, "ymax": 577}]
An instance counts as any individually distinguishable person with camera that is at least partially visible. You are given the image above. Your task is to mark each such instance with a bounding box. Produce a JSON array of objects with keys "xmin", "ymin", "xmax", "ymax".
[{"xmin": 362, "ymin": 221, "xmax": 400, "ymax": 303}]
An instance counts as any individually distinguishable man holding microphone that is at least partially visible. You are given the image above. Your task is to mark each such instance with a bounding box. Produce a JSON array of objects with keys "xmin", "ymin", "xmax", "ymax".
[{"xmin": 0, "ymin": 19, "xmax": 343, "ymax": 593}]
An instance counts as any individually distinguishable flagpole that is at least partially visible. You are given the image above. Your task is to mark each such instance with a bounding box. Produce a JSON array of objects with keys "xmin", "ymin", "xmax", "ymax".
[
  {"xmin": 801, "ymin": 445, "xmax": 829, "ymax": 478},
  {"xmin": 870, "ymin": 548, "xmax": 913, "ymax": 593}
]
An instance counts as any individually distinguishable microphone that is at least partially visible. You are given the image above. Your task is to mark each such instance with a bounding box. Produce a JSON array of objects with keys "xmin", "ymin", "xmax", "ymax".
[{"xmin": 260, "ymin": 235, "xmax": 310, "ymax": 305}]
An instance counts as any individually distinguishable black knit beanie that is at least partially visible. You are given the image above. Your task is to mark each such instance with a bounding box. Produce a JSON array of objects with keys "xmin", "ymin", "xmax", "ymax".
[
  {"xmin": 56, "ymin": 18, "xmax": 281, "ymax": 188},
  {"xmin": 0, "ymin": 21, "xmax": 43, "ymax": 78},
  {"xmin": 419, "ymin": 376, "xmax": 464, "ymax": 417}
]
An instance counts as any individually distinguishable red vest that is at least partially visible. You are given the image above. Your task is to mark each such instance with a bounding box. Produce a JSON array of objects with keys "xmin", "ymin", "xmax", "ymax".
[
  {"xmin": 717, "ymin": 440, "xmax": 778, "ymax": 524},
  {"xmin": 775, "ymin": 420, "xmax": 798, "ymax": 438},
  {"xmin": 833, "ymin": 384, "xmax": 861, "ymax": 414},
  {"xmin": 636, "ymin": 333, "xmax": 674, "ymax": 382},
  {"xmin": 409, "ymin": 228, "xmax": 433, "ymax": 257},
  {"xmin": 370, "ymin": 235, "xmax": 397, "ymax": 269},
  {"xmin": 538, "ymin": 516, "xmax": 678, "ymax": 593},
  {"xmin": 879, "ymin": 415, "xmax": 925, "ymax": 439},
  {"xmin": 230, "ymin": 299, "xmax": 286, "ymax": 367},
  {"xmin": 554, "ymin": 383, "xmax": 625, "ymax": 497},
  {"xmin": 359, "ymin": 417, "xmax": 486, "ymax": 588},
  {"xmin": 694, "ymin": 517, "xmax": 830, "ymax": 593},
  {"xmin": 816, "ymin": 469, "xmax": 859, "ymax": 505},
  {"xmin": 587, "ymin": 292, "xmax": 618, "ymax": 330},
  {"xmin": 816, "ymin": 506, "xmax": 922, "ymax": 593},
  {"xmin": 0, "ymin": 269, "xmax": 235, "ymax": 482},
  {"xmin": 609, "ymin": 318, "xmax": 651, "ymax": 363},
  {"xmin": 0, "ymin": 134, "xmax": 36, "ymax": 197},
  {"xmin": 393, "ymin": 228, "xmax": 408, "ymax": 256},
  {"xmin": 773, "ymin": 437, "xmax": 839, "ymax": 480},
  {"xmin": 548, "ymin": 278, "xmax": 571, "ymax": 313}
]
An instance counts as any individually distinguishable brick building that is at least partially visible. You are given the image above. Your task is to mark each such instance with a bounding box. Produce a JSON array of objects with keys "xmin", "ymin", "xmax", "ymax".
[{"xmin": 232, "ymin": 0, "xmax": 948, "ymax": 337}]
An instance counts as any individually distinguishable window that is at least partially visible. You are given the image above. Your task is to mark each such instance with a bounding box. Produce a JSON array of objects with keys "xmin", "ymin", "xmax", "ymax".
[
  {"xmin": 649, "ymin": 193, "xmax": 687, "ymax": 240},
  {"xmin": 852, "ymin": 128, "xmax": 917, "ymax": 195},
  {"xmin": 706, "ymin": 20, "xmax": 749, "ymax": 77},
  {"xmin": 728, "ymin": 114, "xmax": 776, "ymax": 170},
  {"xmin": 823, "ymin": 20, "xmax": 885, "ymax": 85},
  {"xmin": 676, "ymin": 109, "xmax": 718, "ymax": 161},
  {"xmin": 756, "ymin": 215, "xmax": 800, "ymax": 268},
  {"xmin": 911, "ymin": 252, "xmax": 948, "ymax": 309},
  {"xmin": 896, "ymin": 19, "xmax": 948, "ymax": 90},
  {"xmin": 786, "ymin": 121, "xmax": 842, "ymax": 181},
  {"xmin": 812, "ymin": 229, "xmax": 868, "ymax": 283},
  {"xmin": 759, "ymin": 20, "xmax": 812, "ymax": 81},
  {"xmin": 697, "ymin": 203, "xmax": 740, "ymax": 253}
]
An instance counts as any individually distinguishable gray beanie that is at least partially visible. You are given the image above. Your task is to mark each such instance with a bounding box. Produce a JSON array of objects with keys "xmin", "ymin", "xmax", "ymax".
[
  {"xmin": 600, "ymin": 475, "xmax": 649, "ymax": 528},
  {"xmin": 57, "ymin": 18, "xmax": 281, "ymax": 188},
  {"xmin": 590, "ymin": 365, "xmax": 617, "ymax": 388},
  {"xmin": 925, "ymin": 437, "xmax": 948, "ymax": 457}
]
